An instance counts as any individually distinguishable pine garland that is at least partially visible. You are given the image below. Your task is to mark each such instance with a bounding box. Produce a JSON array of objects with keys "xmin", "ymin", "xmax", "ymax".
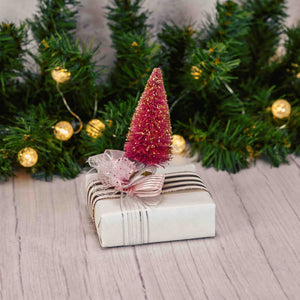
[{"xmin": 0, "ymin": 0, "xmax": 299, "ymax": 179}]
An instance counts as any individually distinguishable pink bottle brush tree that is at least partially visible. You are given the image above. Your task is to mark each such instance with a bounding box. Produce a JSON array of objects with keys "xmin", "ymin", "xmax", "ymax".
[{"xmin": 124, "ymin": 68, "xmax": 172, "ymax": 166}]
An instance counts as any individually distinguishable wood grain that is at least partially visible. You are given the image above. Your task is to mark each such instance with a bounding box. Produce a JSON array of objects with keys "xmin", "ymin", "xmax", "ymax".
[{"xmin": 0, "ymin": 156, "xmax": 299, "ymax": 299}]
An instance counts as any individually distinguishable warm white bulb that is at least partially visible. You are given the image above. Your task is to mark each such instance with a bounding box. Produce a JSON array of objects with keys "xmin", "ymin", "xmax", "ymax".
[
  {"xmin": 86, "ymin": 119, "xmax": 106, "ymax": 138},
  {"xmin": 54, "ymin": 121, "xmax": 74, "ymax": 141},
  {"xmin": 172, "ymin": 135, "xmax": 186, "ymax": 154},
  {"xmin": 18, "ymin": 147, "xmax": 38, "ymax": 167},
  {"xmin": 272, "ymin": 99, "xmax": 291, "ymax": 119},
  {"xmin": 51, "ymin": 67, "xmax": 71, "ymax": 83}
]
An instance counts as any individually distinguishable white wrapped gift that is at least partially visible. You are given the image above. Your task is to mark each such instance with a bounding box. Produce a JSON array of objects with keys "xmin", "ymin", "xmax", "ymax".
[{"xmin": 86, "ymin": 164, "xmax": 215, "ymax": 247}]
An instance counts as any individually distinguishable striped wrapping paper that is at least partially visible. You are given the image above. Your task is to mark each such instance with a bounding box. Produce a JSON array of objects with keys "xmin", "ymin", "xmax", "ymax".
[{"xmin": 86, "ymin": 164, "xmax": 216, "ymax": 247}]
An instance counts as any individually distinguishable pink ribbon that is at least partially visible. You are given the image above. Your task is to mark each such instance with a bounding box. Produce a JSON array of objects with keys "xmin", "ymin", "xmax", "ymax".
[{"xmin": 87, "ymin": 150, "xmax": 165, "ymax": 205}]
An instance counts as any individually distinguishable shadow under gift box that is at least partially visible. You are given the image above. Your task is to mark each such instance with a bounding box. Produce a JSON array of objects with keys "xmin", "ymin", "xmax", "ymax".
[{"xmin": 86, "ymin": 164, "xmax": 216, "ymax": 247}]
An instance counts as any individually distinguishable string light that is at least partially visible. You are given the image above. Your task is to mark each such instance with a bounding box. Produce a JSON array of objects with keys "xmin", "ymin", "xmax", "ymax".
[
  {"xmin": 51, "ymin": 67, "xmax": 71, "ymax": 83},
  {"xmin": 54, "ymin": 121, "xmax": 74, "ymax": 141},
  {"xmin": 191, "ymin": 66, "xmax": 202, "ymax": 79},
  {"xmin": 172, "ymin": 135, "xmax": 186, "ymax": 154},
  {"xmin": 272, "ymin": 99, "xmax": 291, "ymax": 119},
  {"xmin": 52, "ymin": 66, "xmax": 83, "ymax": 135},
  {"xmin": 18, "ymin": 147, "xmax": 38, "ymax": 167},
  {"xmin": 86, "ymin": 119, "xmax": 106, "ymax": 138}
]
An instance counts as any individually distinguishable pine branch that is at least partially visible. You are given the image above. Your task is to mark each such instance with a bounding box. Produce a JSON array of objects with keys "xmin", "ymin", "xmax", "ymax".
[
  {"xmin": 3, "ymin": 105, "xmax": 81, "ymax": 179},
  {"xmin": 29, "ymin": 32, "xmax": 102, "ymax": 119},
  {"xmin": 158, "ymin": 21, "xmax": 196, "ymax": 102},
  {"xmin": 105, "ymin": 0, "xmax": 157, "ymax": 99},
  {"xmin": 28, "ymin": 0, "xmax": 79, "ymax": 44},
  {"xmin": 80, "ymin": 94, "xmax": 139, "ymax": 159},
  {"xmin": 0, "ymin": 22, "xmax": 27, "ymax": 117}
]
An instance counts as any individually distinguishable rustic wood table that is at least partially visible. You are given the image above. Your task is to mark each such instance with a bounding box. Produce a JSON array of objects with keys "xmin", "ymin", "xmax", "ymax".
[{"xmin": 1, "ymin": 155, "xmax": 299, "ymax": 299}]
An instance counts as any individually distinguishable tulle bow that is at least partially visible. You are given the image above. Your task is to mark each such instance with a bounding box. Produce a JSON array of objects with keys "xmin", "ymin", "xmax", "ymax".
[{"xmin": 87, "ymin": 150, "xmax": 165, "ymax": 205}]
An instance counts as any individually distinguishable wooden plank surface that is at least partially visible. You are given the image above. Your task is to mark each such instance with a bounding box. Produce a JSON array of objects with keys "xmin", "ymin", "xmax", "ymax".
[{"xmin": 0, "ymin": 156, "xmax": 299, "ymax": 299}]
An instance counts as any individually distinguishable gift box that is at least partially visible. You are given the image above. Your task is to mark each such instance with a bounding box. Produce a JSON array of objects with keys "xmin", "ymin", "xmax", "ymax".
[{"xmin": 86, "ymin": 164, "xmax": 216, "ymax": 247}]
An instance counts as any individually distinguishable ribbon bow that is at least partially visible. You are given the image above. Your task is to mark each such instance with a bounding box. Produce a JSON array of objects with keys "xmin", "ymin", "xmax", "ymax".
[{"xmin": 87, "ymin": 150, "xmax": 165, "ymax": 205}]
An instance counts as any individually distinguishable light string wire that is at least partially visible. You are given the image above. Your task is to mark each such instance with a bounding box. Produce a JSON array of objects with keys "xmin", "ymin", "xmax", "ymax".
[
  {"xmin": 169, "ymin": 91, "xmax": 190, "ymax": 114},
  {"xmin": 274, "ymin": 108, "xmax": 290, "ymax": 130},
  {"xmin": 169, "ymin": 81, "xmax": 245, "ymax": 115},
  {"xmin": 224, "ymin": 82, "xmax": 290, "ymax": 129},
  {"xmin": 223, "ymin": 81, "xmax": 245, "ymax": 115},
  {"xmin": 56, "ymin": 82, "xmax": 83, "ymax": 134},
  {"xmin": 93, "ymin": 95, "xmax": 98, "ymax": 118},
  {"xmin": 277, "ymin": 121, "xmax": 289, "ymax": 130}
]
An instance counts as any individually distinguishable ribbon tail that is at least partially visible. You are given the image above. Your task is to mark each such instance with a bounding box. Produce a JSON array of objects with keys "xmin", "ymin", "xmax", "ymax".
[{"xmin": 139, "ymin": 195, "xmax": 163, "ymax": 207}]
